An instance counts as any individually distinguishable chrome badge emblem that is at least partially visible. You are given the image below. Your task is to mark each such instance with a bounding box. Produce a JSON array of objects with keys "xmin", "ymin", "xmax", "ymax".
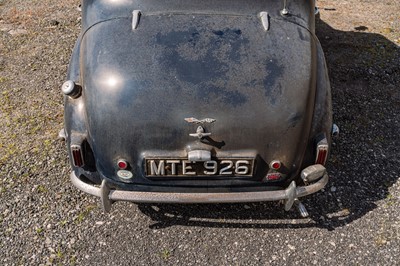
[
  {"xmin": 189, "ymin": 126, "xmax": 211, "ymax": 139},
  {"xmin": 185, "ymin": 117, "xmax": 215, "ymax": 139},
  {"xmin": 184, "ymin": 117, "xmax": 216, "ymax": 124}
]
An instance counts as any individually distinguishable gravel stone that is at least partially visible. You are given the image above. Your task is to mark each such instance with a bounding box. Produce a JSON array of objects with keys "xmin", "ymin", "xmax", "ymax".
[{"xmin": 8, "ymin": 29, "xmax": 28, "ymax": 36}]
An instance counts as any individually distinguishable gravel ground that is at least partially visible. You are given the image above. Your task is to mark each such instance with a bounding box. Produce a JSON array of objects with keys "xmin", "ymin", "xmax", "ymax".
[{"xmin": 0, "ymin": 0, "xmax": 399, "ymax": 265}]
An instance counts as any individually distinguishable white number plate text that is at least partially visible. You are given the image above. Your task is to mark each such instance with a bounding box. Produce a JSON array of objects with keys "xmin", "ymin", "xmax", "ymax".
[{"xmin": 145, "ymin": 158, "xmax": 254, "ymax": 177}]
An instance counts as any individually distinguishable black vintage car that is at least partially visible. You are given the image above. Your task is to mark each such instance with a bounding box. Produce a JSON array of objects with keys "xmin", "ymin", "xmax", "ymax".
[{"xmin": 61, "ymin": 0, "xmax": 337, "ymax": 215}]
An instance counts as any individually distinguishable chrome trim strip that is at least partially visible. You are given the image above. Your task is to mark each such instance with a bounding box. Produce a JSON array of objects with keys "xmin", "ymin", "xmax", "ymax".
[
  {"xmin": 259, "ymin": 12, "xmax": 270, "ymax": 31},
  {"xmin": 132, "ymin": 10, "xmax": 141, "ymax": 30}
]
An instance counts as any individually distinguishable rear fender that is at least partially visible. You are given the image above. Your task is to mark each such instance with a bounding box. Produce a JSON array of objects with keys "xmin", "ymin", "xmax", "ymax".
[{"xmin": 303, "ymin": 36, "xmax": 332, "ymax": 167}]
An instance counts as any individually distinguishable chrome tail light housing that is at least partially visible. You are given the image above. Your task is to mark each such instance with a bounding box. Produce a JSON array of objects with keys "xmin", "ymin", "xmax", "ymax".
[{"xmin": 315, "ymin": 135, "xmax": 329, "ymax": 165}]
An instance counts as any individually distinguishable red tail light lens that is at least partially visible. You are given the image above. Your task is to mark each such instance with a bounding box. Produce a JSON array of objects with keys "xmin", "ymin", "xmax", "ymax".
[
  {"xmin": 315, "ymin": 137, "xmax": 329, "ymax": 165},
  {"xmin": 266, "ymin": 173, "xmax": 281, "ymax": 181},
  {"xmin": 71, "ymin": 145, "xmax": 84, "ymax": 167},
  {"xmin": 270, "ymin": 160, "xmax": 281, "ymax": 170},
  {"xmin": 316, "ymin": 149, "xmax": 328, "ymax": 165},
  {"xmin": 117, "ymin": 159, "xmax": 128, "ymax": 170}
]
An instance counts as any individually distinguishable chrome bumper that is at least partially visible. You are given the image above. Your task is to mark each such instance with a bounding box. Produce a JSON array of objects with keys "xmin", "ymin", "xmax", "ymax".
[{"xmin": 70, "ymin": 167, "xmax": 329, "ymax": 212}]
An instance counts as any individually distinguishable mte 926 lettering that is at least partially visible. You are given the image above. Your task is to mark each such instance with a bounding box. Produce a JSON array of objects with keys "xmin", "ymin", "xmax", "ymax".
[{"xmin": 145, "ymin": 159, "xmax": 254, "ymax": 177}]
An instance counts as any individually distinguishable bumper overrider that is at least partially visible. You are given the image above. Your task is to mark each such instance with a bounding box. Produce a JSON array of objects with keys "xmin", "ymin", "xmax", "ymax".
[{"xmin": 70, "ymin": 164, "xmax": 329, "ymax": 214}]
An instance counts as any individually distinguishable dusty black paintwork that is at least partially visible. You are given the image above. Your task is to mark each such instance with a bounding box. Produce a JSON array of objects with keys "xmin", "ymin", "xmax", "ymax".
[{"xmin": 64, "ymin": 0, "xmax": 332, "ymax": 193}]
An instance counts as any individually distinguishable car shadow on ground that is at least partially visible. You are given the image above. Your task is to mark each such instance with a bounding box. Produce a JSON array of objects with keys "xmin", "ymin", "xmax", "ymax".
[{"xmin": 137, "ymin": 17, "xmax": 400, "ymax": 230}]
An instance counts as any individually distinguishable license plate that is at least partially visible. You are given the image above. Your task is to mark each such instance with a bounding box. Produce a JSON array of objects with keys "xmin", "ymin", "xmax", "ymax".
[{"xmin": 145, "ymin": 158, "xmax": 254, "ymax": 177}]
